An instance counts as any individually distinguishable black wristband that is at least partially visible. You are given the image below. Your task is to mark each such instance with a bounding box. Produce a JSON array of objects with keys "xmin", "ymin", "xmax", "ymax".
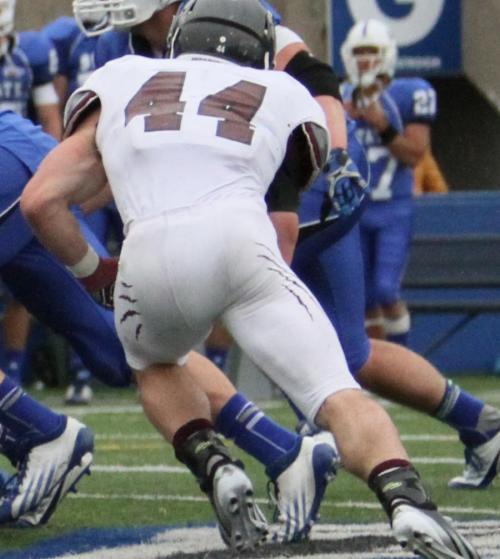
[{"xmin": 379, "ymin": 124, "xmax": 399, "ymax": 145}]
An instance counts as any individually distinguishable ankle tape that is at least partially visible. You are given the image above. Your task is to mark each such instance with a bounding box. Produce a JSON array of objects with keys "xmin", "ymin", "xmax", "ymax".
[{"xmin": 369, "ymin": 464, "xmax": 436, "ymax": 518}]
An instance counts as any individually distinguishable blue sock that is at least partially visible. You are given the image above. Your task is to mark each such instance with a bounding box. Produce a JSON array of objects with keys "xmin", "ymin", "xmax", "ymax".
[
  {"xmin": 205, "ymin": 346, "xmax": 229, "ymax": 371},
  {"xmin": 435, "ymin": 380, "xmax": 498, "ymax": 446},
  {"xmin": 68, "ymin": 352, "xmax": 91, "ymax": 384},
  {"xmin": 4, "ymin": 349, "xmax": 26, "ymax": 384},
  {"xmin": 216, "ymin": 393, "xmax": 299, "ymax": 468},
  {"xmin": 0, "ymin": 375, "xmax": 65, "ymax": 447}
]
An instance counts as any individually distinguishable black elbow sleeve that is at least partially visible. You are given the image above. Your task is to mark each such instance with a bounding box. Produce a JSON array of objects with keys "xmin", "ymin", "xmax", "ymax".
[{"xmin": 284, "ymin": 50, "xmax": 341, "ymax": 101}]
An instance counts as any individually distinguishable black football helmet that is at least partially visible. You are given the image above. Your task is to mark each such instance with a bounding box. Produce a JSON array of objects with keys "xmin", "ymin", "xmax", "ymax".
[{"xmin": 167, "ymin": 0, "xmax": 275, "ymax": 69}]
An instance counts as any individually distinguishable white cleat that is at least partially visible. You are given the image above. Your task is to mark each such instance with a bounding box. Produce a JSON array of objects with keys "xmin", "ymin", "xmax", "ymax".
[
  {"xmin": 448, "ymin": 430, "xmax": 500, "ymax": 489},
  {"xmin": 64, "ymin": 383, "xmax": 93, "ymax": 406},
  {"xmin": 391, "ymin": 503, "xmax": 480, "ymax": 558},
  {"xmin": 0, "ymin": 417, "xmax": 94, "ymax": 526},
  {"xmin": 268, "ymin": 436, "xmax": 337, "ymax": 542},
  {"xmin": 211, "ymin": 463, "xmax": 268, "ymax": 552}
]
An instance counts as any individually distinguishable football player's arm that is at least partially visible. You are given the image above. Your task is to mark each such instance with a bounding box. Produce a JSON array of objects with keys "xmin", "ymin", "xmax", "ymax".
[
  {"xmin": 33, "ymin": 93, "xmax": 63, "ymax": 140},
  {"xmin": 53, "ymin": 74, "xmax": 70, "ymax": 108},
  {"xmin": 21, "ymin": 106, "xmax": 106, "ymax": 268},
  {"xmin": 269, "ymin": 212, "xmax": 299, "ymax": 265},
  {"xmin": 28, "ymin": 33, "xmax": 64, "ymax": 139},
  {"xmin": 266, "ymin": 121, "xmax": 330, "ymax": 263},
  {"xmin": 357, "ymin": 99, "xmax": 430, "ymax": 168},
  {"xmin": 274, "ymin": 27, "xmax": 367, "ymax": 218},
  {"xmin": 274, "ymin": 29, "xmax": 347, "ymax": 150}
]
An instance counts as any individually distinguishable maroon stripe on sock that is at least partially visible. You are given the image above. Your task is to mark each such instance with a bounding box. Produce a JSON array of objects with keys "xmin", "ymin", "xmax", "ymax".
[{"xmin": 368, "ymin": 458, "xmax": 412, "ymax": 486}]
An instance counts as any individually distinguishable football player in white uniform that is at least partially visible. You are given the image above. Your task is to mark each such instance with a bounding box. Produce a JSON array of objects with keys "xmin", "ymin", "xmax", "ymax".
[{"xmin": 21, "ymin": 2, "xmax": 479, "ymax": 557}]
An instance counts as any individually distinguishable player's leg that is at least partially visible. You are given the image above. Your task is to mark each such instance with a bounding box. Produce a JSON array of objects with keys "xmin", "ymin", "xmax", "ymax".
[
  {"xmin": 372, "ymin": 199, "xmax": 413, "ymax": 345},
  {"xmin": 114, "ymin": 219, "xmax": 267, "ymax": 552},
  {"xmin": 300, "ymin": 220, "xmax": 499, "ymax": 491},
  {"xmin": 224, "ymin": 223, "xmax": 478, "ymax": 556},
  {"xmin": 0, "ymin": 369, "xmax": 93, "ymax": 525},
  {"xmin": 359, "ymin": 340, "xmax": 500, "ymax": 489},
  {"xmin": 1, "ymin": 297, "xmax": 32, "ymax": 384},
  {"xmin": 359, "ymin": 215, "xmax": 386, "ymax": 339}
]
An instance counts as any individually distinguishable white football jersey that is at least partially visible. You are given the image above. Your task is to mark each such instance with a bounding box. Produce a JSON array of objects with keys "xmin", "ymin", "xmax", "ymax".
[{"xmin": 66, "ymin": 54, "xmax": 328, "ymax": 231}]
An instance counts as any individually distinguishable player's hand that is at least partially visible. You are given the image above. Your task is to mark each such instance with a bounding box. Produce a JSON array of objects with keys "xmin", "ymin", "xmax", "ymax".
[
  {"xmin": 353, "ymin": 81, "xmax": 383, "ymax": 110},
  {"xmin": 320, "ymin": 148, "xmax": 369, "ymax": 222},
  {"xmin": 79, "ymin": 256, "xmax": 118, "ymax": 310}
]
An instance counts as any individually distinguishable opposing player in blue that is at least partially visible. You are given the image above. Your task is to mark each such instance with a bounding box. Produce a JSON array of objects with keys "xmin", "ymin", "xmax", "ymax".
[
  {"xmin": 0, "ymin": 110, "xmax": 132, "ymax": 388},
  {"xmin": 341, "ymin": 19, "xmax": 434, "ymax": 346},
  {"xmin": 289, "ymin": 19, "xmax": 500, "ymax": 493},
  {"xmin": 0, "ymin": 0, "xmax": 63, "ymax": 387},
  {"xmin": 43, "ymin": 14, "xmax": 104, "ymax": 104},
  {"xmin": 42, "ymin": 14, "xmax": 107, "ymax": 404},
  {"xmin": 0, "ymin": 108, "xmax": 127, "ymax": 526}
]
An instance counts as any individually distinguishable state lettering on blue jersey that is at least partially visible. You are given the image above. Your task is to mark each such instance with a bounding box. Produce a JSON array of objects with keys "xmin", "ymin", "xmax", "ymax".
[
  {"xmin": 0, "ymin": 31, "xmax": 57, "ymax": 117},
  {"xmin": 342, "ymin": 78, "xmax": 436, "ymax": 201}
]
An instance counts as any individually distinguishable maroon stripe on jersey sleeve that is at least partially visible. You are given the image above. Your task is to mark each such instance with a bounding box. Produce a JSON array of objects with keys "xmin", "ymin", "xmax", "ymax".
[{"xmin": 64, "ymin": 90, "xmax": 100, "ymax": 138}]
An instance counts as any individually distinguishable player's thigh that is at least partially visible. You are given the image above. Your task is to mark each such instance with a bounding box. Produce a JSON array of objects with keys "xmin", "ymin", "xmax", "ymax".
[
  {"xmin": 373, "ymin": 203, "xmax": 413, "ymax": 302},
  {"xmin": 223, "ymin": 265, "xmax": 359, "ymax": 424}
]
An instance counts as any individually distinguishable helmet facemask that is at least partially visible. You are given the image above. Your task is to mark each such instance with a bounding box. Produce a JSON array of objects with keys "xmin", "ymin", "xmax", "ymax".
[
  {"xmin": 73, "ymin": 0, "xmax": 178, "ymax": 36},
  {"xmin": 341, "ymin": 19, "xmax": 397, "ymax": 89}
]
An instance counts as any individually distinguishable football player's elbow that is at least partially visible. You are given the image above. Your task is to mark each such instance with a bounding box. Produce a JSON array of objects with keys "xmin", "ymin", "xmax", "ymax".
[{"xmin": 21, "ymin": 182, "xmax": 57, "ymax": 228}]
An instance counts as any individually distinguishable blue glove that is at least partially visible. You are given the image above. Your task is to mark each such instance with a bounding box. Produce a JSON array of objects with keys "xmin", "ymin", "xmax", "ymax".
[{"xmin": 320, "ymin": 148, "xmax": 369, "ymax": 223}]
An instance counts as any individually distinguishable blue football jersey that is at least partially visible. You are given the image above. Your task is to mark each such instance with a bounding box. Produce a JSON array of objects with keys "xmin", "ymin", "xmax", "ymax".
[
  {"xmin": 42, "ymin": 16, "xmax": 80, "ymax": 76},
  {"xmin": 66, "ymin": 33, "xmax": 99, "ymax": 94},
  {"xmin": 43, "ymin": 17, "xmax": 98, "ymax": 95},
  {"xmin": 0, "ymin": 110, "xmax": 56, "ymax": 208},
  {"xmin": 342, "ymin": 78, "xmax": 437, "ymax": 201},
  {"xmin": 0, "ymin": 111, "xmax": 56, "ymax": 262},
  {"xmin": 0, "ymin": 31, "xmax": 57, "ymax": 117}
]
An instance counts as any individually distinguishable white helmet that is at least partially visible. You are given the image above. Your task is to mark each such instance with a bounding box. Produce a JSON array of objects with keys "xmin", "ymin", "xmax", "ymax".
[
  {"xmin": 73, "ymin": 0, "xmax": 179, "ymax": 37},
  {"xmin": 341, "ymin": 19, "xmax": 397, "ymax": 88},
  {"xmin": 0, "ymin": 0, "xmax": 15, "ymax": 38}
]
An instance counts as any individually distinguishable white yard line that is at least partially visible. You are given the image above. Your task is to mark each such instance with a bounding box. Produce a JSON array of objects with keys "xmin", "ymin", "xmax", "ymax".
[
  {"xmin": 70, "ymin": 492, "xmax": 500, "ymax": 516},
  {"xmin": 91, "ymin": 453, "xmax": 465, "ymax": 475}
]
